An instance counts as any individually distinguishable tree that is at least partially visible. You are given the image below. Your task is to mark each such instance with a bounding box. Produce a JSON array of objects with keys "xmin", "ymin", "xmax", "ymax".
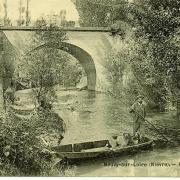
[
  {"xmin": 20, "ymin": 19, "xmax": 84, "ymax": 107},
  {"xmin": 77, "ymin": 0, "xmax": 180, "ymax": 116},
  {"xmin": 130, "ymin": 0, "xmax": 180, "ymax": 116},
  {"xmin": 3, "ymin": 0, "xmax": 11, "ymax": 26},
  {"xmin": 17, "ymin": 0, "xmax": 25, "ymax": 26},
  {"xmin": 73, "ymin": 0, "xmax": 129, "ymax": 27},
  {"xmin": 59, "ymin": 9, "xmax": 67, "ymax": 26},
  {"xmin": 0, "ymin": 33, "xmax": 16, "ymax": 111},
  {"xmin": 3, "ymin": 0, "xmax": 8, "ymax": 25},
  {"xmin": 25, "ymin": 0, "xmax": 31, "ymax": 26},
  {"xmin": 23, "ymin": 20, "xmax": 66, "ymax": 108}
]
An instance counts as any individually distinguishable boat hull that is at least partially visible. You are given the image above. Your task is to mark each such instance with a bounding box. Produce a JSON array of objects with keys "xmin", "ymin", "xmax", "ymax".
[{"xmin": 54, "ymin": 140, "xmax": 153, "ymax": 162}]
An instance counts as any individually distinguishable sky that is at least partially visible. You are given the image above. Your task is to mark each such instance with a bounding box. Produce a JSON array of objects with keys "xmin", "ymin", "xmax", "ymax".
[{"xmin": 0, "ymin": 0, "xmax": 79, "ymax": 22}]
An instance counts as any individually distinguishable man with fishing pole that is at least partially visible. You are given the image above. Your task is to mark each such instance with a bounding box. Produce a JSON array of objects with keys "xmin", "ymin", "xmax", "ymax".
[
  {"xmin": 130, "ymin": 95, "xmax": 146, "ymax": 141},
  {"xmin": 108, "ymin": 93, "xmax": 147, "ymax": 147},
  {"xmin": 129, "ymin": 94, "xmax": 170, "ymax": 143},
  {"xmin": 108, "ymin": 91, "xmax": 170, "ymax": 146}
]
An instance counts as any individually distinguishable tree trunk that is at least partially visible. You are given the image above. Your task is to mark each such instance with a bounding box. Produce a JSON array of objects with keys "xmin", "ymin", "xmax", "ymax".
[
  {"xmin": 0, "ymin": 32, "xmax": 4, "ymax": 115},
  {"xmin": 177, "ymin": 92, "xmax": 180, "ymax": 121},
  {"xmin": 177, "ymin": 98, "xmax": 180, "ymax": 121},
  {"xmin": 0, "ymin": 82, "xmax": 4, "ymax": 115}
]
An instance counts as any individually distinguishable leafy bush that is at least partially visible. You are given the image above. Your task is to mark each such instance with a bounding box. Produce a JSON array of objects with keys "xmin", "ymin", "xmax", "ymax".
[
  {"xmin": 105, "ymin": 41, "xmax": 141, "ymax": 106},
  {"xmin": 0, "ymin": 108, "xmax": 65, "ymax": 176},
  {"xmin": 130, "ymin": 0, "xmax": 180, "ymax": 112}
]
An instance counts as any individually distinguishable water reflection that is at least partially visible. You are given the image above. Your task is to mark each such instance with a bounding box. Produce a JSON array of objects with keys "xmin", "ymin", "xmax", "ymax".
[
  {"xmin": 54, "ymin": 89, "xmax": 180, "ymax": 176},
  {"xmin": 54, "ymin": 90, "xmax": 132, "ymax": 144},
  {"xmin": 87, "ymin": 90, "xmax": 96, "ymax": 99}
]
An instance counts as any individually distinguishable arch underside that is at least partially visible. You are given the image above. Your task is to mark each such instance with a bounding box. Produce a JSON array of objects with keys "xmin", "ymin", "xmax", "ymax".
[{"xmin": 32, "ymin": 42, "xmax": 97, "ymax": 91}]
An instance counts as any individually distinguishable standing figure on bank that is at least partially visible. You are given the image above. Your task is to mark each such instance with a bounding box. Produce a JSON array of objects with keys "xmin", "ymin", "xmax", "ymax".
[{"xmin": 130, "ymin": 95, "xmax": 146, "ymax": 139}]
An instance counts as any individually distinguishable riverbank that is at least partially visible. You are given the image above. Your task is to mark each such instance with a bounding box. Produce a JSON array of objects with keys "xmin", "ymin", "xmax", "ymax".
[{"xmin": 2, "ymin": 88, "xmax": 178, "ymax": 176}]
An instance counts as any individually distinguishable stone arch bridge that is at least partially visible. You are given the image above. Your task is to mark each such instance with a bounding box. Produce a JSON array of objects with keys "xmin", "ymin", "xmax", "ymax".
[{"xmin": 0, "ymin": 27, "xmax": 122, "ymax": 91}]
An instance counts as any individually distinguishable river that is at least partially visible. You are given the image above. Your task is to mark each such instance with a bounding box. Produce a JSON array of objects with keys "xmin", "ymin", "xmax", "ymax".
[{"xmin": 53, "ymin": 89, "xmax": 180, "ymax": 176}]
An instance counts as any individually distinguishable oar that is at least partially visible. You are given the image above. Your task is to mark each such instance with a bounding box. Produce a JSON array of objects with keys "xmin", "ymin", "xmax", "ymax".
[{"xmin": 107, "ymin": 91, "xmax": 170, "ymax": 142}]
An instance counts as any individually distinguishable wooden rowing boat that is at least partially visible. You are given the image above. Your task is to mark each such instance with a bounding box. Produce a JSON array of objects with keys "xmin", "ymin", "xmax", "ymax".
[{"xmin": 52, "ymin": 138, "xmax": 153, "ymax": 162}]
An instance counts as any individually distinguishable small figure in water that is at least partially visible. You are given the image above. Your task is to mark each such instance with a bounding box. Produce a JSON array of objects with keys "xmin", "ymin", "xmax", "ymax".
[{"xmin": 130, "ymin": 95, "xmax": 146, "ymax": 140}]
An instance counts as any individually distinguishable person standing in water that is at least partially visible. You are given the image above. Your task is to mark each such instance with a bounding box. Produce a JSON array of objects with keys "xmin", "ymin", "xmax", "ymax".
[{"xmin": 130, "ymin": 95, "xmax": 146, "ymax": 139}]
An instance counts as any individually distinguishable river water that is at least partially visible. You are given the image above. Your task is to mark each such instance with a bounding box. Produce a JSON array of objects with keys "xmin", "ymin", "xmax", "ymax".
[{"xmin": 54, "ymin": 89, "xmax": 180, "ymax": 177}]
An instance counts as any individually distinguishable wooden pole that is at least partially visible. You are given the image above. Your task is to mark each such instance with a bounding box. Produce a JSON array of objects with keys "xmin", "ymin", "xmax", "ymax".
[{"xmin": 107, "ymin": 90, "xmax": 170, "ymax": 142}]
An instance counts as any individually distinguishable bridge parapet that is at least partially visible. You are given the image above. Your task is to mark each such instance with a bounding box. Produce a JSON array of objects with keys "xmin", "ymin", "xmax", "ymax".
[{"xmin": 0, "ymin": 26, "xmax": 110, "ymax": 32}]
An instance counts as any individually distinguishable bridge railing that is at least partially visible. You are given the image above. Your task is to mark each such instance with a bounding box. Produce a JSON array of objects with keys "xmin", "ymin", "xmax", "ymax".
[{"xmin": 0, "ymin": 26, "xmax": 111, "ymax": 32}]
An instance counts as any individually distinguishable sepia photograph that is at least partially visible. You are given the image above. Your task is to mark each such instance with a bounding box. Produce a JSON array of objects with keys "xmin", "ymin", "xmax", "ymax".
[{"xmin": 0, "ymin": 0, "xmax": 180, "ymax": 177}]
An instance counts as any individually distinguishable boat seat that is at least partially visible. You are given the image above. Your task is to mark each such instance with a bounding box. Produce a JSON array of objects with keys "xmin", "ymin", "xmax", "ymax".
[
  {"xmin": 74, "ymin": 142, "xmax": 94, "ymax": 152},
  {"xmin": 81, "ymin": 147, "xmax": 109, "ymax": 152},
  {"xmin": 52, "ymin": 144, "xmax": 73, "ymax": 152},
  {"xmin": 73, "ymin": 140, "xmax": 109, "ymax": 152},
  {"xmin": 93, "ymin": 140, "xmax": 109, "ymax": 148}
]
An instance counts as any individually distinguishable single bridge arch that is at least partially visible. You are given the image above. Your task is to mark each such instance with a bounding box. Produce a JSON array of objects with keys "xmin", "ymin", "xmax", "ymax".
[
  {"xmin": 1, "ymin": 28, "xmax": 117, "ymax": 91},
  {"xmin": 31, "ymin": 42, "xmax": 97, "ymax": 90}
]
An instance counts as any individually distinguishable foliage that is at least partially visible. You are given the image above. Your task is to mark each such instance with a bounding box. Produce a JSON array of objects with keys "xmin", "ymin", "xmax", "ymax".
[
  {"xmin": 79, "ymin": 0, "xmax": 180, "ymax": 112},
  {"xmin": 0, "ymin": 20, "xmax": 71, "ymax": 175},
  {"xmin": 17, "ymin": 19, "xmax": 84, "ymax": 108},
  {"xmin": 24, "ymin": 48, "xmax": 61, "ymax": 107},
  {"xmin": 106, "ymin": 31, "xmax": 179, "ymax": 111},
  {"xmin": 0, "ymin": 108, "xmax": 65, "ymax": 176},
  {"xmin": 74, "ymin": 0, "xmax": 129, "ymax": 27},
  {"xmin": 131, "ymin": 0, "xmax": 180, "ymax": 40},
  {"xmin": 130, "ymin": 0, "xmax": 180, "ymax": 111},
  {"xmin": 33, "ymin": 18, "xmax": 67, "ymax": 45},
  {"xmin": 105, "ymin": 38, "xmax": 143, "ymax": 106}
]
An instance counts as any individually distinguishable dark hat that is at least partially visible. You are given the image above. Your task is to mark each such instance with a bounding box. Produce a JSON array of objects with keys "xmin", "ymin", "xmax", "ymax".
[{"xmin": 112, "ymin": 135, "xmax": 118, "ymax": 139}]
